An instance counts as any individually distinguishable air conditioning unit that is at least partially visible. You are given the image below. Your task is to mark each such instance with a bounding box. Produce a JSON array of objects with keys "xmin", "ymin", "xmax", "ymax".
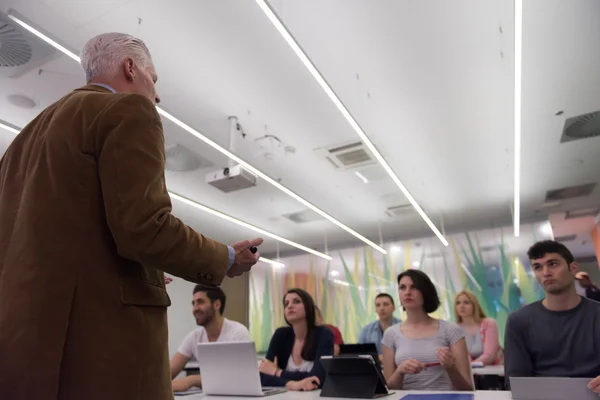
[
  {"xmin": 0, "ymin": 11, "xmax": 60, "ymax": 78},
  {"xmin": 314, "ymin": 141, "xmax": 376, "ymax": 170}
]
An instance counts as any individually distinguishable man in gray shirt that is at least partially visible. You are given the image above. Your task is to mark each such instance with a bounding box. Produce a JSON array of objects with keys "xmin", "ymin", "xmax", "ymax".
[{"xmin": 504, "ymin": 240, "xmax": 600, "ymax": 394}]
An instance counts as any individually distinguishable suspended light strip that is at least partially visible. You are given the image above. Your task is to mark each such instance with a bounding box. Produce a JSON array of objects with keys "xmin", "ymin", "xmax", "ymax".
[
  {"xmin": 259, "ymin": 257, "xmax": 285, "ymax": 268},
  {"xmin": 170, "ymin": 192, "xmax": 331, "ymax": 260},
  {"xmin": 8, "ymin": 14, "xmax": 81, "ymax": 62},
  {"xmin": 7, "ymin": 11, "xmax": 386, "ymax": 255},
  {"xmin": 0, "ymin": 120, "xmax": 20, "ymax": 135},
  {"xmin": 0, "ymin": 122, "xmax": 332, "ymax": 261},
  {"xmin": 460, "ymin": 263, "xmax": 483, "ymax": 292},
  {"xmin": 254, "ymin": 0, "xmax": 449, "ymax": 247},
  {"xmin": 513, "ymin": 0, "xmax": 523, "ymax": 237}
]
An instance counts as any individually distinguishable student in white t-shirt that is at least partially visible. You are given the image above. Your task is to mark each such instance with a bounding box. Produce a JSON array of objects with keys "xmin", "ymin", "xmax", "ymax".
[{"xmin": 170, "ymin": 285, "xmax": 251, "ymax": 392}]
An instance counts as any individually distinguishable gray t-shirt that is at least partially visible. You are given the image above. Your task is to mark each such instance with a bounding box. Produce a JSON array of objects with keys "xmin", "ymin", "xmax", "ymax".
[
  {"xmin": 463, "ymin": 328, "xmax": 483, "ymax": 360},
  {"xmin": 504, "ymin": 296, "xmax": 600, "ymax": 380},
  {"xmin": 381, "ymin": 320, "xmax": 465, "ymax": 390}
]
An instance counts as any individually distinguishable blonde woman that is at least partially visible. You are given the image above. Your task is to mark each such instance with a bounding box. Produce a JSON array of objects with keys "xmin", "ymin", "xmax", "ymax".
[{"xmin": 454, "ymin": 290, "xmax": 502, "ymax": 365}]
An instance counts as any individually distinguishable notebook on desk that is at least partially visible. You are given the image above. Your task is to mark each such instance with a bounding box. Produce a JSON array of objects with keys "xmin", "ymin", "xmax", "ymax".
[{"xmin": 400, "ymin": 395, "xmax": 474, "ymax": 400}]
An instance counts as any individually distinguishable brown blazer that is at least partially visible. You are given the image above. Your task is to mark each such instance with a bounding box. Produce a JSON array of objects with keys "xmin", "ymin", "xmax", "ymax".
[{"xmin": 0, "ymin": 85, "xmax": 229, "ymax": 400}]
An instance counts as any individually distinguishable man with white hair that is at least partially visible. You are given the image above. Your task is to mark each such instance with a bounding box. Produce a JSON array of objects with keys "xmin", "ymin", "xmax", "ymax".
[{"xmin": 0, "ymin": 32, "xmax": 263, "ymax": 400}]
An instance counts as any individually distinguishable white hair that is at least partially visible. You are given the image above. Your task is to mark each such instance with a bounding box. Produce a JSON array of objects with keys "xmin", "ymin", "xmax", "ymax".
[{"xmin": 80, "ymin": 32, "xmax": 154, "ymax": 82}]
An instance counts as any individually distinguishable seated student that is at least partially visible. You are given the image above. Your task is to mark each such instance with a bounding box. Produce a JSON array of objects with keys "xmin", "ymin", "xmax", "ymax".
[
  {"xmin": 504, "ymin": 240, "xmax": 600, "ymax": 393},
  {"xmin": 315, "ymin": 305, "xmax": 343, "ymax": 355},
  {"xmin": 258, "ymin": 288, "xmax": 334, "ymax": 391},
  {"xmin": 359, "ymin": 293, "xmax": 401, "ymax": 357},
  {"xmin": 381, "ymin": 269, "xmax": 473, "ymax": 391},
  {"xmin": 454, "ymin": 290, "xmax": 502, "ymax": 365},
  {"xmin": 170, "ymin": 285, "xmax": 251, "ymax": 392}
]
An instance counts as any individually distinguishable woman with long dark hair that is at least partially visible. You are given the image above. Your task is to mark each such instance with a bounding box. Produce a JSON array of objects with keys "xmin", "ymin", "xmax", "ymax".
[
  {"xmin": 259, "ymin": 288, "xmax": 334, "ymax": 391},
  {"xmin": 381, "ymin": 269, "xmax": 473, "ymax": 391}
]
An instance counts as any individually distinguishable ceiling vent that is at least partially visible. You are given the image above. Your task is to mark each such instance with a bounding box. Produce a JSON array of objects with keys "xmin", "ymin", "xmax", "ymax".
[
  {"xmin": 282, "ymin": 209, "xmax": 324, "ymax": 224},
  {"xmin": 555, "ymin": 234, "xmax": 577, "ymax": 242},
  {"xmin": 385, "ymin": 204, "xmax": 416, "ymax": 218},
  {"xmin": 560, "ymin": 111, "xmax": 600, "ymax": 143},
  {"xmin": 565, "ymin": 207, "xmax": 599, "ymax": 220},
  {"xmin": 545, "ymin": 183, "xmax": 596, "ymax": 201},
  {"xmin": 314, "ymin": 141, "xmax": 376, "ymax": 170},
  {"xmin": 0, "ymin": 11, "xmax": 59, "ymax": 78},
  {"xmin": 165, "ymin": 143, "xmax": 212, "ymax": 172}
]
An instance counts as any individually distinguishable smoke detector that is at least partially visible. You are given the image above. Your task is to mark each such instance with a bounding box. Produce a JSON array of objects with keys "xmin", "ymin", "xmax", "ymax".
[{"xmin": 7, "ymin": 94, "xmax": 36, "ymax": 109}]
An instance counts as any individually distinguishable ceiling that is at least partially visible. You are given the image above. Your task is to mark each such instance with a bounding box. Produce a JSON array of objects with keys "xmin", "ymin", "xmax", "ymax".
[{"xmin": 1, "ymin": 0, "xmax": 599, "ymax": 261}]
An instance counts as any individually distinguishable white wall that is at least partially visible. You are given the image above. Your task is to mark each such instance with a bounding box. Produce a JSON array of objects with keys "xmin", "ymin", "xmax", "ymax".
[{"xmin": 165, "ymin": 276, "xmax": 197, "ymax": 358}]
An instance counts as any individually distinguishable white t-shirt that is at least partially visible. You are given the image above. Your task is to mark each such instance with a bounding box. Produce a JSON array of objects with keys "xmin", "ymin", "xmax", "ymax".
[{"xmin": 177, "ymin": 318, "xmax": 251, "ymax": 361}]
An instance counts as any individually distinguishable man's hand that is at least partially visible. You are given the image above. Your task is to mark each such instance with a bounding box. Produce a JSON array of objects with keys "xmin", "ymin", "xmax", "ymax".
[
  {"xmin": 227, "ymin": 238, "xmax": 264, "ymax": 277},
  {"xmin": 164, "ymin": 275, "xmax": 173, "ymax": 285},
  {"xmin": 172, "ymin": 376, "xmax": 195, "ymax": 392},
  {"xmin": 588, "ymin": 375, "xmax": 600, "ymax": 393}
]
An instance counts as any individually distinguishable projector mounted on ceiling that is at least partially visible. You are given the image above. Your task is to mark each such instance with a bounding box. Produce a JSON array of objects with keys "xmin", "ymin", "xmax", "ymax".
[
  {"xmin": 205, "ymin": 164, "xmax": 257, "ymax": 193},
  {"xmin": 205, "ymin": 116, "xmax": 257, "ymax": 193}
]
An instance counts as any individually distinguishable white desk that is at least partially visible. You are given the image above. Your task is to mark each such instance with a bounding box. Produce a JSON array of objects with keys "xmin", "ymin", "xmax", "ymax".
[{"xmin": 177, "ymin": 389, "xmax": 511, "ymax": 400}]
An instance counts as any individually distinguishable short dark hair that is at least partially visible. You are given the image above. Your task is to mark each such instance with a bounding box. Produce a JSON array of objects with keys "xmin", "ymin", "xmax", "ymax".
[
  {"xmin": 397, "ymin": 269, "xmax": 440, "ymax": 314},
  {"xmin": 375, "ymin": 293, "xmax": 395, "ymax": 306},
  {"xmin": 527, "ymin": 240, "xmax": 574, "ymax": 265},
  {"xmin": 193, "ymin": 285, "xmax": 226, "ymax": 314}
]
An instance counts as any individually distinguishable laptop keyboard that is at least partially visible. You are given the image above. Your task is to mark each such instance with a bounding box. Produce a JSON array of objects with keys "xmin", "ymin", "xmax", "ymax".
[{"xmin": 262, "ymin": 388, "xmax": 280, "ymax": 394}]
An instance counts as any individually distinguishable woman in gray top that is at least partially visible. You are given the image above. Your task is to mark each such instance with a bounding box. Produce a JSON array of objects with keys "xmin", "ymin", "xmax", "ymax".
[{"xmin": 381, "ymin": 269, "xmax": 474, "ymax": 391}]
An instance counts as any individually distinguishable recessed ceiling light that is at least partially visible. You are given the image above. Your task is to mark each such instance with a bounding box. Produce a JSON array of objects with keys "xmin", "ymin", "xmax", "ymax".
[
  {"xmin": 355, "ymin": 171, "xmax": 368, "ymax": 184},
  {"xmin": 330, "ymin": 270, "xmax": 340, "ymax": 277},
  {"xmin": 412, "ymin": 261, "xmax": 420, "ymax": 268}
]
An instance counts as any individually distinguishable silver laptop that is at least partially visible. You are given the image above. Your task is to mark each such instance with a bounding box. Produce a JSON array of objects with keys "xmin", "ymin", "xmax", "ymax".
[
  {"xmin": 510, "ymin": 377, "xmax": 598, "ymax": 400},
  {"xmin": 195, "ymin": 341, "xmax": 286, "ymax": 396}
]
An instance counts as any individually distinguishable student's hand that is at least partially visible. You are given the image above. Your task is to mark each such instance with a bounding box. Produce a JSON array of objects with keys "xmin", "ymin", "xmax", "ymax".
[
  {"xmin": 588, "ymin": 375, "xmax": 600, "ymax": 393},
  {"xmin": 436, "ymin": 347, "xmax": 456, "ymax": 370},
  {"xmin": 172, "ymin": 376, "xmax": 194, "ymax": 392},
  {"xmin": 259, "ymin": 356, "xmax": 279, "ymax": 376},
  {"xmin": 396, "ymin": 359, "xmax": 424, "ymax": 374},
  {"xmin": 286, "ymin": 376, "xmax": 320, "ymax": 391}
]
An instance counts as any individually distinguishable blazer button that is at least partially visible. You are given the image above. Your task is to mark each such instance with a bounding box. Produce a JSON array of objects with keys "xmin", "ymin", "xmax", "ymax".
[
  {"xmin": 197, "ymin": 272, "xmax": 205, "ymax": 279},
  {"xmin": 206, "ymin": 274, "xmax": 213, "ymax": 280}
]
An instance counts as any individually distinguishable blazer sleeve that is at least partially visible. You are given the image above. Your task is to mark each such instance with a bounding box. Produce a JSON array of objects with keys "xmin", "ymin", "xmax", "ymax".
[
  {"xmin": 96, "ymin": 94, "xmax": 228, "ymax": 286},
  {"xmin": 475, "ymin": 318, "xmax": 500, "ymax": 365},
  {"xmin": 279, "ymin": 327, "xmax": 334, "ymax": 385}
]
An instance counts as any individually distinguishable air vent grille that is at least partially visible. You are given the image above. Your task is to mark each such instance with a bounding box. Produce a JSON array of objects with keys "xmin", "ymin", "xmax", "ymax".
[
  {"xmin": 0, "ymin": 20, "xmax": 32, "ymax": 67},
  {"xmin": 315, "ymin": 141, "xmax": 376, "ymax": 170},
  {"xmin": 545, "ymin": 183, "xmax": 596, "ymax": 201},
  {"xmin": 560, "ymin": 111, "xmax": 600, "ymax": 143},
  {"xmin": 555, "ymin": 234, "xmax": 577, "ymax": 242},
  {"xmin": 385, "ymin": 204, "xmax": 416, "ymax": 218},
  {"xmin": 0, "ymin": 11, "xmax": 58, "ymax": 78}
]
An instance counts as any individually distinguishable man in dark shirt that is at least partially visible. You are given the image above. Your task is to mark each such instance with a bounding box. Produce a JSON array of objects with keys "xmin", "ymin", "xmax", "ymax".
[{"xmin": 504, "ymin": 240, "xmax": 600, "ymax": 394}]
